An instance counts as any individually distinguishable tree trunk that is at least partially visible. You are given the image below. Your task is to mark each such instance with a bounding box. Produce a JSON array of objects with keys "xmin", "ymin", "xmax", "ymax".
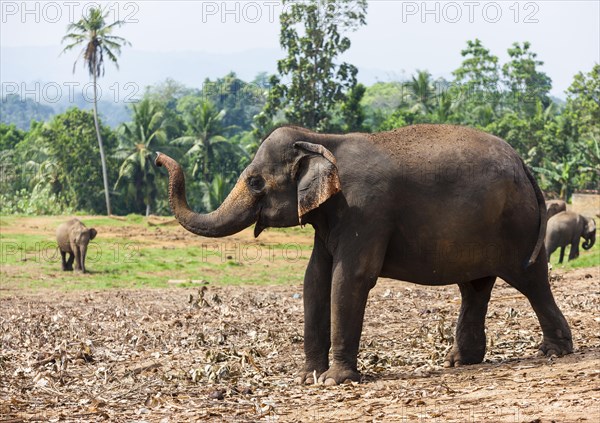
[{"xmin": 92, "ymin": 70, "xmax": 112, "ymax": 215}]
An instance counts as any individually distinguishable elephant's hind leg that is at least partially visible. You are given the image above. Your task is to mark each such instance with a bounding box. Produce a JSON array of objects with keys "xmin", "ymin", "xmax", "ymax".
[
  {"xmin": 504, "ymin": 256, "xmax": 572, "ymax": 357},
  {"xmin": 445, "ymin": 276, "xmax": 495, "ymax": 367},
  {"xmin": 568, "ymin": 241, "xmax": 579, "ymax": 261},
  {"xmin": 558, "ymin": 246, "xmax": 565, "ymax": 264}
]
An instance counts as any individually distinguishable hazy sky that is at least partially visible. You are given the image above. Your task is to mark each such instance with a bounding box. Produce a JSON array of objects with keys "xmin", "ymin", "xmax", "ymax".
[{"xmin": 1, "ymin": 1, "xmax": 599, "ymax": 97}]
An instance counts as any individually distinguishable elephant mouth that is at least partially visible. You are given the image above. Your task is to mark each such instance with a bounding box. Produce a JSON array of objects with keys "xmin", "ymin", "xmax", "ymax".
[{"xmin": 254, "ymin": 207, "xmax": 265, "ymax": 238}]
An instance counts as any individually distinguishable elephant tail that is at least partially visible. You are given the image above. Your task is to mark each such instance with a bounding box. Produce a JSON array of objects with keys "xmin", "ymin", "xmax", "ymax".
[{"xmin": 521, "ymin": 159, "xmax": 547, "ymax": 268}]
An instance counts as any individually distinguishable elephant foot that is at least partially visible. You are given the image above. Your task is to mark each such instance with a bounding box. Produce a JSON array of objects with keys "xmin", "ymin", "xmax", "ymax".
[
  {"xmin": 294, "ymin": 369, "xmax": 325, "ymax": 385},
  {"xmin": 537, "ymin": 337, "xmax": 573, "ymax": 357},
  {"xmin": 443, "ymin": 345, "xmax": 485, "ymax": 368},
  {"xmin": 317, "ymin": 365, "xmax": 360, "ymax": 386}
]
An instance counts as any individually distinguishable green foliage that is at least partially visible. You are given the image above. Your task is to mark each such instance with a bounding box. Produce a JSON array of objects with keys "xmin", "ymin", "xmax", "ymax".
[
  {"xmin": 173, "ymin": 98, "xmax": 245, "ymax": 184},
  {"xmin": 502, "ymin": 41, "xmax": 552, "ymax": 115},
  {"xmin": 0, "ymin": 123, "xmax": 25, "ymax": 150},
  {"xmin": 0, "ymin": 187, "xmax": 73, "ymax": 215},
  {"xmin": 564, "ymin": 64, "xmax": 600, "ymax": 142},
  {"xmin": 1, "ymin": 32, "xmax": 598, "ymax": 216},
  {"xmin": 450, "ymin": 39, "xmax": 501, "ymax": 125},
  {"xmin": 257, "ymin": 0, "xmax": 367, "ymax": 132},
  {"xmin": 201, "ymin": 173, "xmax": 236, "ymax": 212},
  {"xmin": 115, "ymin": 98, "xmax": 170, "ymax": 215},
  {"xmin": 340, "ymin": 83, "xmax": 367, "ymax": 132},
  {"xmin": 201, "ymin": 72, "xmax": 266, "ymax": 133},
  {"xmin": 452, "ymin": 38, "xmax": 500, "ymax": 95},
  {"xmin": 406, "ymin": 70, "xmax": 435, "ymax": 114},
  {"xmin": 360, "ymin": 82, "xmax": 407, "ymax": 129},
  {"xmin": 43, "ymin": 108, "xmax": 118, "ymax": 213}
]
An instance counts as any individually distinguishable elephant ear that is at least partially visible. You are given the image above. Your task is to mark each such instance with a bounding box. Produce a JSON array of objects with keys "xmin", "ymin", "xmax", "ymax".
[
  {"xmin": 293, "ymin": 141, "xmax": 341, "ymax": 223},
  {"xmin": 89, "ymin": 228, "xmax": 97, "ymax": 240}
]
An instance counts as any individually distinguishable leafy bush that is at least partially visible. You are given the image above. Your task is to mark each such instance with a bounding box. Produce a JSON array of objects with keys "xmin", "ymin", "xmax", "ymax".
[{"xmin": 0, "ymin": 187, "xmax": 74, "ymax": 215}]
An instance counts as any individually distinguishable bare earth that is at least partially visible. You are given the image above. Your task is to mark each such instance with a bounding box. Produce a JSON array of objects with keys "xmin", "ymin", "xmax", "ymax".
[{"xmin": 0, "ymin": 219, "xmax": 599, "ymax": 422}]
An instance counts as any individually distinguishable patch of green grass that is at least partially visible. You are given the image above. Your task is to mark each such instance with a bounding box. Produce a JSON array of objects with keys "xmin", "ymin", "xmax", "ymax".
[
  {"xmin": 4, "ymin": 215, "xmax": 595, "ymax": 293},
  {"xmin": 0, "ymin": 225, "xmax": 310, "ymax": 292},
  {"xmin": 549, "ymin": 240, "xmax": 599, "ymax": 270},
  {"xmin": 80, "ymin": 216, "xmax": 139, "ymax": 228}
]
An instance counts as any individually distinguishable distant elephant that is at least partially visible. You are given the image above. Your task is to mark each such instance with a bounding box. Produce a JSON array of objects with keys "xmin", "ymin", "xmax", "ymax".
[
  {"xmin": 56, "ymin": 219, "xmax": 97, "ymax": 273},
  {"xmin": 156, "ymin": 124, "xmax": 572, "ymax": 385},
  {"xmin": 546, "ymin": 199, "xmax": 567, "ymax": 220},
  {"xmin": 545, "ymin": 211, "xmax": 596, "ymax": 263}
]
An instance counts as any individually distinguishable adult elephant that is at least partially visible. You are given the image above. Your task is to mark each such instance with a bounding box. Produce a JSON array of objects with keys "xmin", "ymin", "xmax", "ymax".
[
  {"xmin": 156, "ymin": 124, "xmax": 572, "ymax": 385},
  {"xmin": 545, "ymin": 211, "xmax": 596, "ymax": 263},
  {"xmin": 546, "ymin": 199, "xmax": 567, "ymax": 220},
  {"xmin": 56, "ymin": 219, "xmax": 97, "ymax": 273}
]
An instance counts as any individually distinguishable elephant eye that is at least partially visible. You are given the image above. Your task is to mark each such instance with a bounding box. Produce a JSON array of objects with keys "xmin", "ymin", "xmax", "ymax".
[{"xmin": 247, "ymin": 175, "xmax": 265, "ymax": 192}]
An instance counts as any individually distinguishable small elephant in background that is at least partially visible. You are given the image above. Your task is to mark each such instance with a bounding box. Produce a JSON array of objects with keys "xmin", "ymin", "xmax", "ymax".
[
  {"xmin": 546, "ymin": 199, "xmax": 567, "ymax": 220},
  {"xmin": 545, "ymin": 211, "xmax": 596, "ymax": 263},
  {"xmin": 56, "ymin": 219, "xmax": 97, "ymax": 273}
]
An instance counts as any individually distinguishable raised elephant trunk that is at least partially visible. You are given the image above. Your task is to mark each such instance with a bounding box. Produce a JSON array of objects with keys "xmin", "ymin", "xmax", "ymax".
[{"xmin": 155, "ymin": 152, "xmax": 258, "ymax": 237}]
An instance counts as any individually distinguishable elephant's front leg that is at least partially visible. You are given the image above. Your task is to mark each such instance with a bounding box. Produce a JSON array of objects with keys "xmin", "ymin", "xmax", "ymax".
[
  {"xmin": 66, "ymin": 253, "xmax": 75, "ymax": 270},
  {"xmin": 60, "ymin": 251, "xmax": 68, "ymax": 271},
  {"xmin": 317, "ymin": 236, "xmax": 387, "ymax": 386},
  {"xmin": 296, "ymin": 236, "xmax": 332, "ymax": 384},
  {"xmin": 72, "ymin": 243, "xmax": 82, "ymax": 271}
]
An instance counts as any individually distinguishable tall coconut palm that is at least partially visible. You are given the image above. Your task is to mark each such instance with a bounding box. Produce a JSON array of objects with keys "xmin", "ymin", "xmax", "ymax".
[
  {"xmin": 61, "ymin": 7, "xmax": 129, "ymax": 215},
  {"xmin": 114, "ymin": 98, "xmax": 169, "ymax": 216}
]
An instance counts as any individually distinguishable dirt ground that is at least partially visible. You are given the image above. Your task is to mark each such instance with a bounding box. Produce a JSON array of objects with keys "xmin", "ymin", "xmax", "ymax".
[{"xmin": 0, "ymin": 219, "xmax": 599, "ymax": 422}]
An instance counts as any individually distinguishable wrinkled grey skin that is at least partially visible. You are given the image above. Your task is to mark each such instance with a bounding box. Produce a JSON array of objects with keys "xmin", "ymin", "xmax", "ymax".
[
  {"xmin": 545, "ymin": 211, "xmax": 596, "ymax": 263},
  {"xmin": 546, "ymin": 200, "xmax": 567, "ymax": 220},
  {"xmin": 56, "ymin": 219, "xmax": 97, "ymax": 273},
  {"xmin": 156, "ymin": 124, "xmax": 573, "ymax": 385}
]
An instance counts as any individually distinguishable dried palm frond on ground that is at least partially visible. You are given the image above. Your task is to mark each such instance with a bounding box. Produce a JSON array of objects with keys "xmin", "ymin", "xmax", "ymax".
[{"xmin": 1, "ymin": 267, "xmax": 598, "ymax": 422}]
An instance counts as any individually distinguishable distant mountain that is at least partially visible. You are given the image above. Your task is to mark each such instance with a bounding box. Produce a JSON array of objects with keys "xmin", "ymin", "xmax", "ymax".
[
  {"xmin": 1, "ymin": 45, "xmax": 411, "ymax": 95},
  {"xmin": 1, "ymin": 46, "xmax": 284, "ymax": 129},
  {"xmin": 0, "ymin": 95, "xmax": 55, "ymax": 130},
  {"xmin": 0, "ymin": 92, "xmax": 131, "ymax": 130},
  {"xmin": 1, "ymin": 45, "xmax": 405, "ymax": 129}
]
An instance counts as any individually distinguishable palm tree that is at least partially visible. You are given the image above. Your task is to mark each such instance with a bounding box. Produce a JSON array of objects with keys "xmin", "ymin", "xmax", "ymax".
[
  {"xmin": 201, "ymin": 173, "xmax": 236, "ymax": 212},
  {"xmin": 61, "ymin": 7, "xmax": 129, "ymax": 215},
  {"xmin": 114, "ymin": 98, "xmax": 168, "ymax": 216},
  {"xmin": 432, "ymin": 91, "xmax": 454, "ymax": 123},
  {"xmin": 173, "ymin": 100, "xmax": 237, "ymax": 183},
  {"xmin": 406, "ymin": 70, "xmax": 434, "ymax": 114}
]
